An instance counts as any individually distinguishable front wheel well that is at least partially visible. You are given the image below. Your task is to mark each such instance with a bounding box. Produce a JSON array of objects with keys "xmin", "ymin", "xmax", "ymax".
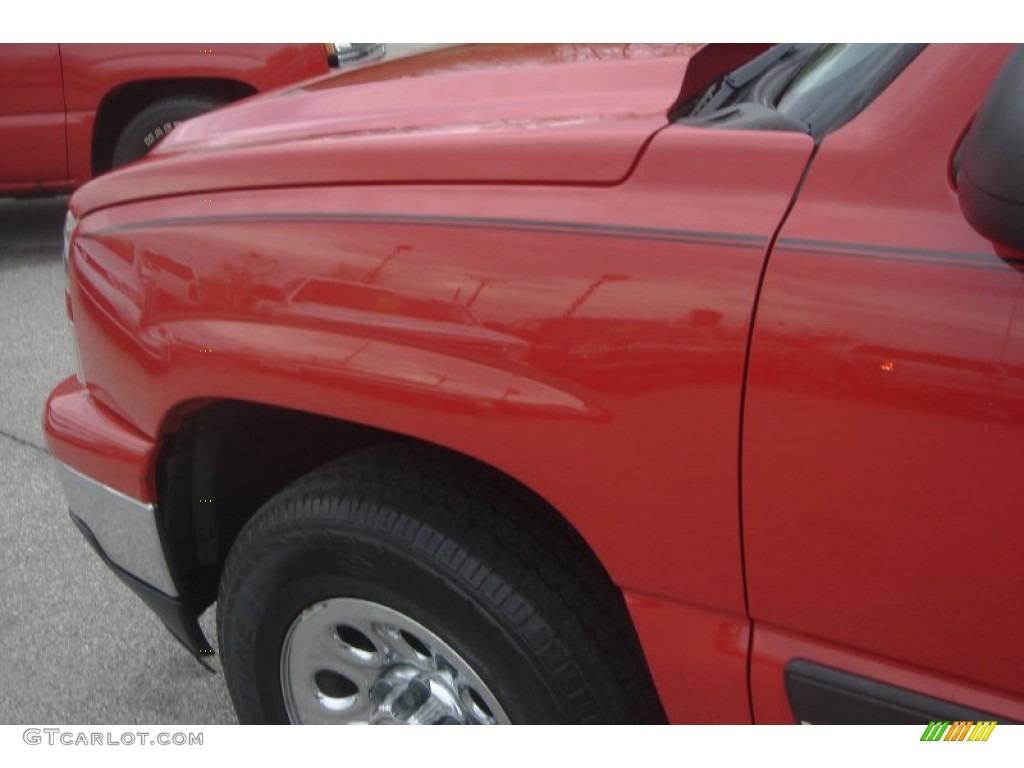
[
  {"xmin": 91, "ymin": 78, "xmax": 256, "ymax": 175},
  {"xmin": 153, "ymin": 400, "xmax": 661, "ymax": 716},
  {"xmin": 156, "ymin": 401, "xmax": 617, "ymax": 613}
]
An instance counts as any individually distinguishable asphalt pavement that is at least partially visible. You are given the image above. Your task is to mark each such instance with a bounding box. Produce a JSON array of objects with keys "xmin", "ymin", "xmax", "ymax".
[{"xmin": 0, "ymin": 196, "xmax": 236, "ymax": 724}]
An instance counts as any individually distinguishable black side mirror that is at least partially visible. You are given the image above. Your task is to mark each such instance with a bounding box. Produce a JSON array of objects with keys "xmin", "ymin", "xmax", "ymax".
[{"xmin": 958, "ymin": 46, "xmax": 1024, "ymax": 251}]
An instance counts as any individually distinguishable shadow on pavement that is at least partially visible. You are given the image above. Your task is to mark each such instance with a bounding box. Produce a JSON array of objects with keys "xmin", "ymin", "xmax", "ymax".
[{"xmin": 0, "ymin": 196, "xmax": 69, "ymax": 256}]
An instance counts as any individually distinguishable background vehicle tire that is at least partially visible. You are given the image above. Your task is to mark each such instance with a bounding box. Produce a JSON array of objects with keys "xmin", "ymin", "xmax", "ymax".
[
  {"xmin": 111, "ymin": 95, "xmax": 225, "ymax": 168},
  {"xmin": 217, "ymin": 444, "xmax": 665, "ymax": 724}
]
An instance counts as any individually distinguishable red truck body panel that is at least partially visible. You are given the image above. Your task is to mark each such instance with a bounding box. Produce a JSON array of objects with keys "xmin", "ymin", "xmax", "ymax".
[{"xmin": 69, "ymin": 127, "xmax": 815, "ymax": 617}]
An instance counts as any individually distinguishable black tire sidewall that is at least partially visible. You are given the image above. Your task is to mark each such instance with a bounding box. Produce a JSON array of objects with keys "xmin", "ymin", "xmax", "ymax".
[
  {"xmin": 111, "ymin": 97, "xmax": 223, "ymax": 168},
  {"xmin": 221, "ymin": 515, "xmax": 570, "ymax": 725}
]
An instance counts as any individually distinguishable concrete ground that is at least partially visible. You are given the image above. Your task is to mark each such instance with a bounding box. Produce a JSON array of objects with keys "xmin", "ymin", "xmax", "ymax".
[{"xmin": 0, "ymin": 196, "xmax": 236, "ymax": 724}]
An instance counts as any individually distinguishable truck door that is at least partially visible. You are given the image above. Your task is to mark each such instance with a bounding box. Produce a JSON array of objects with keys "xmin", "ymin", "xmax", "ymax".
[{"xmin": 743, "ymin": 44, "xmax": 1024, "ymax": 723}]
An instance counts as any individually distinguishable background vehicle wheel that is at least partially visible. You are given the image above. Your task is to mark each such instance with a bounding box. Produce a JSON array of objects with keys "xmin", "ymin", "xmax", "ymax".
[
  {"xmin": 217, "ymin": 444, "xmax": 665, "ymax": 724},
  {"xmin": 111, "ymin": 95, "xmax": 225, "ymax": 168}
]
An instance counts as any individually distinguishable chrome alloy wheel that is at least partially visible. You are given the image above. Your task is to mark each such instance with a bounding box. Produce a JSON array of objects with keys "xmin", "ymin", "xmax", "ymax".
[{"xmin": 280, "ymin": 598, "xmax": 510, "ymax": 724}]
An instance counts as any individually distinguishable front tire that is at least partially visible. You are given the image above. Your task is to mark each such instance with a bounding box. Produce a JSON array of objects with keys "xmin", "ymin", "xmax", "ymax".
[{"xmin": 216, "ymin": 445, "xmax": 664, "ymax": 724}]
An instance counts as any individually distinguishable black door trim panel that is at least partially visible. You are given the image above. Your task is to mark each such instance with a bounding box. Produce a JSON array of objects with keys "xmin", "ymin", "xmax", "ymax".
[{"xmin": 785, "ymin": 659, "xmax": 1018, "ymax": 725}]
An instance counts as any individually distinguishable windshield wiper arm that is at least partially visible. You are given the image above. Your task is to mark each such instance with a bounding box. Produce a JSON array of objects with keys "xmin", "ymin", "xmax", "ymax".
[{"xmin": 690, "ymin": 44, "xmax": 800, "ymax": 116}]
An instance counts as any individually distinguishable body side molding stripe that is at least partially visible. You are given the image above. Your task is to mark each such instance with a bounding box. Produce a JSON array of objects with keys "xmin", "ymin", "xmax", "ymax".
[
  {"xmin": 92, "ymin": 212, "xmax": 768, "ymax": 250},
  {"xmin": 91, "ymin": 213, "xmax": 1022, "ymax": 269}
]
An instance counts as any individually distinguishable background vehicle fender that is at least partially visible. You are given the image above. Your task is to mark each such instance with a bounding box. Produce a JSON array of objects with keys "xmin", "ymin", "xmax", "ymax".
[{"xmin": 60, "ymin": 44, "xmax": 328, "ymax": 182}]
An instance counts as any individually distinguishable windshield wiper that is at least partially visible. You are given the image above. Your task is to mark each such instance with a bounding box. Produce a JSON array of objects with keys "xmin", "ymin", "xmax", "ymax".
[{"xmin": 688, "ymin": 44, "xmax": 801, "ymax": 117}]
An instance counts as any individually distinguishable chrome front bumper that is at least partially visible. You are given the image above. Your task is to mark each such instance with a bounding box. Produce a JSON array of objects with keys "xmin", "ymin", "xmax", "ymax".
[
  {"xmin": 55, "ymin": 462, "xmax": 178, "ymax": 597},
  {"xmin": 54, "ymin": 460, "xmax": 213, "ymax": 661}
]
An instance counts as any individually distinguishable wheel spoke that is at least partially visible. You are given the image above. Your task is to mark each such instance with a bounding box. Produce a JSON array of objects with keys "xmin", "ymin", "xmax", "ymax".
[{"xmin": 369, "ymin": 622, "xmax": 435, "ymax": 666}]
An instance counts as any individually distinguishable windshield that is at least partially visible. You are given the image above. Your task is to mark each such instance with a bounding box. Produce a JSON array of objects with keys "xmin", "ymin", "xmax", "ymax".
[{"xmin": 778, "ymin": 45, "xmax": 889, "ymax": 111}]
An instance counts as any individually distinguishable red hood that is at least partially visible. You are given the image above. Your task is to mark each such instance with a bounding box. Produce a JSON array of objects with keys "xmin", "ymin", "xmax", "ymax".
[{"xmin": 73, "ymin": 44, "xmax": 706, "ymax": 216}]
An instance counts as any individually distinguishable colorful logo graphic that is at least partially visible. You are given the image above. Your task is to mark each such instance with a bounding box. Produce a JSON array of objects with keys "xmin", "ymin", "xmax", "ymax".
[{"xmin": 920, "ymin": 721, "xmax": 996, "ymax": 741}]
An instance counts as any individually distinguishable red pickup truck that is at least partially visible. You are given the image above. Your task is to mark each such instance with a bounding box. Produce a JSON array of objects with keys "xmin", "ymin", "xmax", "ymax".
[
  {"xmin": 0, "ymin": 43, "xmax": 347, "ymax": 196},
  {"xmin": 45, "ymin": 43, "xmax": 1024, "ymax": 725}
]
